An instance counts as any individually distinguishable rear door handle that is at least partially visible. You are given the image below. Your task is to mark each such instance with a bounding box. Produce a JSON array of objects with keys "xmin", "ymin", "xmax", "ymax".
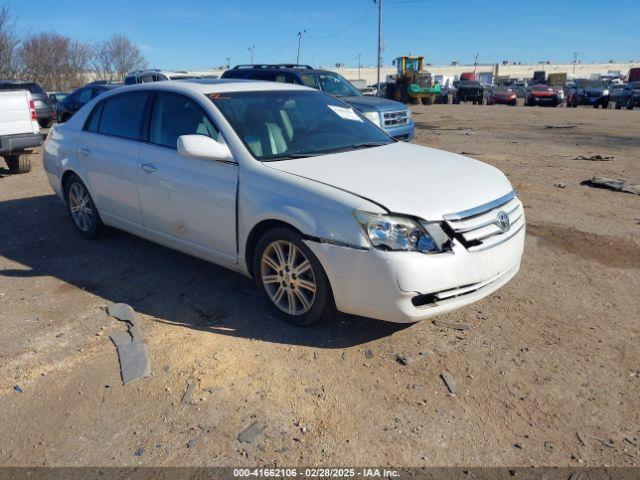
[
  {"xmin": 140, "ymin": 162, "xmax": 157, "ymax": 173},
  {"xmin": 78, "ymin": 148, "xmax": 92, "ymax": 157}
]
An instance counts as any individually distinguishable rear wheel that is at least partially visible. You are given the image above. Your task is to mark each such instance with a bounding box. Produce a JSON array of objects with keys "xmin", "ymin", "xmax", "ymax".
[
  {"xmin": 38, "ymin": 119, "xmax": 53, "ymax": 129},
  {"xmin": 627, "ymin": 98, "xmax": 634, "ymax": 110},
  {"xmin": 65, "ymin": 174, "xmax": 103, "ymax": 239},
  {"xmin": 4, "ymin": 154, "xmax": 31, "ymax": 174},
  {"xmin": 254, "ymin": 228, "xmax": 333, "ymax": 326}
]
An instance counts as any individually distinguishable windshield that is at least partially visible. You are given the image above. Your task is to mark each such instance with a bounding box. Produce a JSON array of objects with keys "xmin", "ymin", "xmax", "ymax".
[
  {"xmin": 209, "ymin": 90, "xmax": 393, "ymax": 161},
  {"xmin": 299, "ymin": 72, "xmax": 361, "ymax": 97},
  {"xmin": 576, "ymin": 80, "xmax": 604, "ymax": 89}
]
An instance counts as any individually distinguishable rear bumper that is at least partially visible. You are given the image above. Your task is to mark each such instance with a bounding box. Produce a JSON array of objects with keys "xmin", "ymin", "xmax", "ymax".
[
  {"xmin": 0, "ymin": 133, "xmax": 43, "ymax": 154},
  {"xmin": 384, "ymin": 120, "xmax": 415, "ymax": 141},
  {"xmin": 305, "ymin": 224, "xmax": 525, "ymax": 323}
]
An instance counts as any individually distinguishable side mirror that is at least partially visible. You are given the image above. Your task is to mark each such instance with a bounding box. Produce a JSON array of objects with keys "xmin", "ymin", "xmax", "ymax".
[{"xmin": 177, "ymin": 135, "xmax": 233, "ymax": 162}]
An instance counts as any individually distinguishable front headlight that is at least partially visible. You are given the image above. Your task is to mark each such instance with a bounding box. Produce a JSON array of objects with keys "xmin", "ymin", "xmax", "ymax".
[
  {"xmin": 354, "ymin": 211, "xmax": 448, "ymax": 253},
  {"xmin": 405, "ymin": 108, "xmax": 412, "ymax": 120},
  {"xmin": 362, "ymin": 111, "xmax": 382, "ymax": 127}
]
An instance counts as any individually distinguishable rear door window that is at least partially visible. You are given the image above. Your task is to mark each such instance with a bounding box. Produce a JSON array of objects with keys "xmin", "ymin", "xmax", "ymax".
[
  {"xmin": 98, "ymin": 92, "xmax": 149, "ymax": 140},
  {"xmin": 149, "ymin": 92, "xmax": 219, "ymax": 149}
]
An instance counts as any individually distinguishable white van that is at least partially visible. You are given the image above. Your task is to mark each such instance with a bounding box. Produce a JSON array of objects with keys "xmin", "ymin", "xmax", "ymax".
[{"xmin": 0, "ymin": 89, "xmax": 42, "ymax": 173}]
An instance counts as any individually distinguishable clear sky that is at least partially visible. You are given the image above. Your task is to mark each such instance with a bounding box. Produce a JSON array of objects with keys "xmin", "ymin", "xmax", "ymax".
[{"xmin": 5, "ymin": 0, "xmax": 640, "ymax": 70}]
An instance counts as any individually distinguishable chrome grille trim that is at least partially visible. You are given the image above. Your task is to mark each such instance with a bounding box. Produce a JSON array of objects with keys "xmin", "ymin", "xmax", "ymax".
[
  {"xmin": 382, "ymin": 110, "xmax": 409, "ymax": 127},
  {"xmin": 443, "ymin": 191, "xmax": 524, "ymax": 251},
  {"xmin": 442, "ymin": 191, "xmax": 516, "ymax": 221}
]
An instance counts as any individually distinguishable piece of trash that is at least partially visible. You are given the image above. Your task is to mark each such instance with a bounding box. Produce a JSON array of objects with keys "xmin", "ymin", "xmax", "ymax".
[
  {"xmin": 513, "ymin": 442, "xmax": 523, "ymax": 449},
  {"xmin": 441, "ymin": 372, "xmax": 458, "ymax": 395},
  {"xmin": 181, "ymin": 381, "xmax": 196, "ymax": 405},
  {"xmin": 545, "ymin": 125, "xmax": 578, "ymax": 129},
  {"xmin": 396, "ymin": 352, "xmax": 428, "ymax": 366},
  {"xmin": 568, "ymin": 472, "xmax": 583, "ymax": 480},
  {"xmin": 433, "ymin": 320, "xmax": 470, "ymax": 331},
  {"xmin": 187, "ymin": 438, "xmax": 198, "ymax": 449},
  {"xmin": 237, "ymin": 421, "xmax": 265, "ymax": 444},
  {"xmin": 554, "ymin": 182, "xmax": 567, "ymax": 189},
  {"xmin": 573, "ymin": 155, "xmax": 613, "ymax": 161},
  {"xmin": 576, "ymin": 432, "xmax": 586, "ymax": 447},
  {"xmin": 13, "ymin": 385, "xmax": 23, "ymax": 394},
  {"xmin": 134, "ymin": 447, "xmax": 144, "ymax": 457},
  {"xmin": 624, "ymin": 437, "xmax": 637, "ymax": 447},
  {"xmin": 581, "ymin": 177, "xmax": 640, "ymax": 196},
  {"xmin": 364, "ymin": 349, "xmax": 374, "ymax": 360}
]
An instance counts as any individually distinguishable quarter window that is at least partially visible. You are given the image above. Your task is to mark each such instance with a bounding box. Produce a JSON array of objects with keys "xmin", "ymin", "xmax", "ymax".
[
  {"xmin": 149, "ymin": 92, "xmax": 219, "ymax": 148},
  {"xmin": 98, "ymin": 92, "xmax": 149, "ymax": 140},
  {"xmin": 85, "ymin": 102, "xmax": 104, "ymax": 133}
]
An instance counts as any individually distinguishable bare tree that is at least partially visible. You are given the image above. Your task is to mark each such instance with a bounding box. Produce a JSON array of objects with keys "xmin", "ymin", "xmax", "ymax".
[
  {"xmin": 93, "ymin": 34, "xmax": 146, "ymax": 81},
  {"xmin": 0, "ymin": 6, "xmax": 20, "ymax": 79}
]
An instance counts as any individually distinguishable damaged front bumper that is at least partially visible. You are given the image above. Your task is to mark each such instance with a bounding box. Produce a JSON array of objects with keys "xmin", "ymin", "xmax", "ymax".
[{"xmin": 305, "ymin": 222, "xmax": 525, "ymax": 323}]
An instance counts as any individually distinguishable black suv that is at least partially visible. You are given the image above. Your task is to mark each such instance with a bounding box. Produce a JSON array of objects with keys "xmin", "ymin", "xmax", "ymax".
[
  {"xmin": 0, "ymin": 80, "xmax": 56, "ymax": 128},
  {"xmin": 221, "ymin": 64, "xmax": 415, "ymax": 140},
  {"xmin": 57, "ymin": 81, "xmax": 121, "ymax": 122}
]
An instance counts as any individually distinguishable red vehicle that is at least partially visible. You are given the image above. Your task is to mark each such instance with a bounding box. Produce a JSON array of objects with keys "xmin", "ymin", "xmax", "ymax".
[
  {"xmin": 459, "ymin": 72, "xmax": 476, "ymax": 81},
  {"xmin": 525, "ymin": 84, "xmax": 562, "ymax": 107},
  {"xmin": 487, "ymin": 86, "xmax": 517, "ymax": 106},
  {"xmin": 628, "ymin": 68, "xmax": 640, "ymax": 82}
]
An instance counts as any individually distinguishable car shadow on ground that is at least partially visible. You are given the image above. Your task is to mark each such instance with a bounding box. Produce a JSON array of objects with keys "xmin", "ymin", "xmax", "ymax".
[{"xmin": 0, "ymin": 194, "xmax": 410, "ymax": 348}]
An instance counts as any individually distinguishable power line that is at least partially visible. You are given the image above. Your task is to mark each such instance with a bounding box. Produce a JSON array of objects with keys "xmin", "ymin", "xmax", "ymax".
[{"xmin": 306, "ymin": 4, "xmax": 375, "ymax": 40}]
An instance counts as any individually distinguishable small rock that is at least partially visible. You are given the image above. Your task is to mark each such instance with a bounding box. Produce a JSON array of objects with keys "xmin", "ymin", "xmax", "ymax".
[
  {"xmin": 554, "ymin": 182, "xmax": 567, "ymax": 189},
  {"xmin": 433, "ymin": 320, "xmax": 470, "ymax": 331},
  {"xmin": 187, "ymin": 438, "xmax": 198, "ymax": 449},
  {"xmin": 364, "ymin": 349, "xmax": 374, "ymax": 360},
  {"xmin": 440, "ymin": 372, "xmax": 457, "ymax": 395},
  {"xmin": 181, "ymin": 381, "xmax": 196, "ymax": 405},
  {"xmin": 514, "ymin": 442, "xmax": 523, "ymax": 449},
  {"xmin": 134, "ymin": 447, "xmax": 144, "ymax": 457},
  {"xmin": 238, "ymin": 421, "xmax": 265, "ymax": 444},
  {"xmin": 396, "ymin": 352, "xmax": 428, "ymax": 366}
]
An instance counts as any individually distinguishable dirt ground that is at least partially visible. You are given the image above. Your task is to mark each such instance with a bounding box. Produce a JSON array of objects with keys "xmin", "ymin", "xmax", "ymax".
[{"xmin": 1, "ymin": 104, "xmax": 639, "ymax": 468}]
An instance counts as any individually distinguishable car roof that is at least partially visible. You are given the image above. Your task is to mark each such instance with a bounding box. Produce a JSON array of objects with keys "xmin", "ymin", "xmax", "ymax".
[
  {"xmin": 98, "ymin": 79, "xmax": 312, "ymax": 98},
  {"xmin": 227, "ymin": 65, "xmax": 339, "ymax": 76}
]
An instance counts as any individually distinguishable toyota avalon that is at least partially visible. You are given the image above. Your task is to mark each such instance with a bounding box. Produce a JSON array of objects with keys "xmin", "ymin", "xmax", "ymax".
[{"xmin": 43, "ymin": 80, "xmax": 525, "ymax": 326}]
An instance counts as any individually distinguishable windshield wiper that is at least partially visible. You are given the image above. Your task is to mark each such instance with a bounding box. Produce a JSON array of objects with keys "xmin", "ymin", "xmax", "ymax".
[
  {"xmin": 349, "ymin": 141, "xmax": 391, "ymax": 150},
  {"xmin": 262, "ymin": 142, "xmax": 391, "ymax": 162}
]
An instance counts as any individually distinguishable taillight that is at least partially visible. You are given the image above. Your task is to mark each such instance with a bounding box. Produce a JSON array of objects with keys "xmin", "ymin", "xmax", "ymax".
[{"xmin": 29, "ymin": 100, "xmax": 37, "ymax": 120}]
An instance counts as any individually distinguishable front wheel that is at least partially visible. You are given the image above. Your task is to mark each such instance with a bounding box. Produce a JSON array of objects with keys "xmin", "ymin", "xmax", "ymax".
[
  {"xmin": 65, "ymin": 174, "xmax": 103, "ymax": 239},
  {"xmin": 254, "ymin": 228, "xmax": 334, "ymax": 326}
]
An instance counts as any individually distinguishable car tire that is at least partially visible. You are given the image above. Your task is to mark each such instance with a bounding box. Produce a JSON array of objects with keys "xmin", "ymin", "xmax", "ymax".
[
  {"xmin": 615, "ymin": 102, "xmax": 622, "ymax": 110},
  {"xmin": 627, "ymin": 99, "xmax": 634, "ymax": 110},
  {"xmin": 253, "ymin": 228, "xmax": 334, "ymax": 326},
  {"xmin": 64, "ymin": 174, "xmax": 103, "ymax": 239},
  {"xmin": 4, "ymin": 154, "xmax": 31, "ymax": 174},
  {"xmin": 38, "ymin": 119, "xmax": 53, "ymax": 129}
]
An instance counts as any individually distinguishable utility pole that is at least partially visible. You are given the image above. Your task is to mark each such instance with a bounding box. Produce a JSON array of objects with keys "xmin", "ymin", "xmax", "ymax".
[
  {"xmin": 248, "ymin": 45, "xmax": 255, "ymax": 64},
  {"xmin": 375, "ymin": 0, "xmax": 382, "ymax": 96},
  {"xmin": 473, "ymin": 52, "xmax": 479, "ymax": 75},
  {"xmin": 226, "ymin": 57, "xmax": 231, "ymax": 69},
  {"xmin": 572, "ymin": 51, "xmax": 579, "ymax": 76},
  {"xmin": 296, "ymin": 30, "xmax": 306, "ymax": 64},
  {"xmin": 357, "ymin": 53, "xmax": 362, "ymax": 80}
]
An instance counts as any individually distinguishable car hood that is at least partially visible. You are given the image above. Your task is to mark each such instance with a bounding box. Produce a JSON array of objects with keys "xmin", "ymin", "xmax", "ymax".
[
  {"xmin": 265, "ymin": 142, "xmax": 513, "ymax": 220},
  {"xmin": 339, "ymin": 95, "xmax": 407, "ymax": 113}
]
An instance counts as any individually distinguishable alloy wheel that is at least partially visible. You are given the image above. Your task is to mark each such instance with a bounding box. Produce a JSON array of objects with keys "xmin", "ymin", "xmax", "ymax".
[
  {"xmin": 260, "ymin": 240, "xmax": 316, "ymax": 315},
  {"xmin": 68, "ymin": 182, "xmax": 94, "ymax": 232}
]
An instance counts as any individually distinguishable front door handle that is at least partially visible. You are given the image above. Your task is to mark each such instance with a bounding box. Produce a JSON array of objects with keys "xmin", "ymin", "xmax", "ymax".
[
  {"xmin": 140, "ymin": 162, "xmax": 157, "ymax": 173},
  {"xmin": 78, "ymin": 148, "xmax": 92, "ymax": 157}
]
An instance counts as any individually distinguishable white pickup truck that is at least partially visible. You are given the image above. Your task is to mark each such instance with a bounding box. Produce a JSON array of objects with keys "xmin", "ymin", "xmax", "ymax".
[{"xmin": 0, "ymin": 89, "xmax": 42, "ymax": 173}]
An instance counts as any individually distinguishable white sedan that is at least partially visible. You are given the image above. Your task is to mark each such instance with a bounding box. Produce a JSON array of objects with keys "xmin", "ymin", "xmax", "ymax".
[{"xmin": 44, "ymin": 80, "xmax": 524, "ymax": 325}]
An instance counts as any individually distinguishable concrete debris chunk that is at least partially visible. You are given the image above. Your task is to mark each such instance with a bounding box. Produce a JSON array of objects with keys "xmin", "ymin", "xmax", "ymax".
[
  {"xmin": 581, "ymin": 176, "xmax": 640, "ymax": 196},
  {"xmin": 237, "ymin": 421, "xmax": 265, "ymax": 444},
  {"xmin": 107, "ymin": 303, "xmax": 150, "ymax": 385},
  {"xmin": 181, "ymin": 381, "xmax": 196, "ymax": 405},
  {"xmin": 116, "ymin": 341, "xmax": 151, "ymax": 384},
  {"xmin": 364, "ymin": 349, "xmax": 374, "ymax": 360},
  {"xmin": 441, "ymin": 372, "xmax": 458, "ymax": 395},
  {"xmin": 107, "ymin": 303, "xmax": 138, "ymax": 325},
  {"xmin": 433, "ymin": 320, "xmax": 470, "ymax": 331}
]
